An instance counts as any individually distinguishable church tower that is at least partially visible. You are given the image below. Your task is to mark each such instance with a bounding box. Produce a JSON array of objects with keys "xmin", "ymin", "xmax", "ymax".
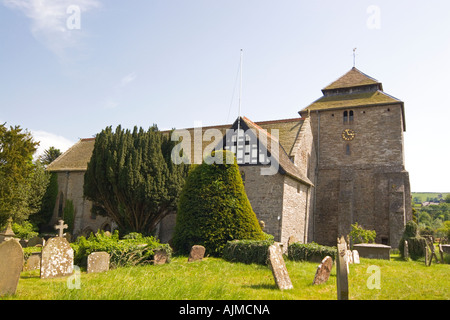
[{"xmin": 299, "ymin": 67, "xmax": 412, "ymax": 248}]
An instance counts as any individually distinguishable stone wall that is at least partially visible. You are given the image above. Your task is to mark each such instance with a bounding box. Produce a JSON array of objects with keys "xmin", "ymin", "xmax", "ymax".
[
  {"xmin": 308, "ymin": 103, "xmax": 411, "ymax": 248},
  {"xmin": 51, "ymin": 171, "xmax": 113, "ymax": 237}
]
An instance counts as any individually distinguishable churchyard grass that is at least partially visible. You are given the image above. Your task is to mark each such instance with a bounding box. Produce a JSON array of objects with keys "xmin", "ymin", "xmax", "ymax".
[{"xmin": 5, "ymin": 254, "xmax": 450, "ymax": 300}]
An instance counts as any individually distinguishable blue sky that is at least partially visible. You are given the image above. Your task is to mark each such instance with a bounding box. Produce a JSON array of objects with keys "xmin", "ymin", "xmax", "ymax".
[{"xmin": 1, "ymin": 0, "xmax": 449, "ymax": 192}]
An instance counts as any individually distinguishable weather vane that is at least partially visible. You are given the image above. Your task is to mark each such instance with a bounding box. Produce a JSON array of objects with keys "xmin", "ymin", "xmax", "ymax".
[{"xmin": 353, "ymin": 48, "xmax": 357, "ymax": 68}]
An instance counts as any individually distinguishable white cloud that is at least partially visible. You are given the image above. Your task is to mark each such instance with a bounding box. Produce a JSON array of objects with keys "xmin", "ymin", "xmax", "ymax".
[
  {"xmin": 119, "ymin": 72, "xmax": 137, "ymax": 87},
  {"xmin": 31, "ymin": 130, "xmax": 75, "ymax": 157},
  {"xmin": 3, "ymin": 0, "xmax": 101, "ymax": 58}
]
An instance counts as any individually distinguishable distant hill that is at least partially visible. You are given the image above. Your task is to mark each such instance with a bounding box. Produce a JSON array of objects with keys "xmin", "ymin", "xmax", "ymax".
[{"xmin": 412, "ymin": 192, "xmax": 449, "ymax": 204}]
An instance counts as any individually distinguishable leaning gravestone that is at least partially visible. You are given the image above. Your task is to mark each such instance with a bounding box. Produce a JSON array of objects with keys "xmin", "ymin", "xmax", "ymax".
[
  {"xmin": 188, "ymin": 245, "xmax": 206, "ymax": 262},
  {"xmin": 40, "ymin": 237, "xmax": 74, "ymax": 279},
  {"xmin": 268, "ymin": 243, "xmax": 293, "ymax": 290},
  {"xmin": 336, "ymin": 236, "xmax": 349, "ymax": 300},
  {"xmin": 312, "ymin": 256, "xmax": 333, "ymax": 285},
  {"xmin": 87, "ymin": 252, "xmax": 110, "ymax": 273},
  {"xmin": 0, "ymin": 239, "xmax": 23, "ymax": 296}
]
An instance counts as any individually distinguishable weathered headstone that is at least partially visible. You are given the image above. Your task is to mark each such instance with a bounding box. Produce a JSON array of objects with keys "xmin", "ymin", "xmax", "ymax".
[
  {"xmin": 336, "ymin": 236, "xmax": 349, "ymax": 300},
  {"xmin": 346, "ymin": 249, "xmax": 353, "ymax": 264},
  {"xmin": 288, "ymin": 235, "xmax": 299, "ymax": 248},
  {"xmin": 23, "ymin": 252, "xmax": 41, "ymax": 271},
  {"xmin": 28, "ymin": 236, "xmax": 45, "ymax": 247},
  {"xmin": 352, "ymin": 250, "xmax": 360, "ymax": 264},
  {"xmin": 0, "ymin": 217, "xmax": 16, "ymax": 244},
  {"xmin": 403, "ymin": 240, "xmax": 409, "ymax": 260},
  {"xmin": 188, "ymin": 245, "xmax": 206, "ymax": 262},
  {"xmin": 312, "ymin": 256, "xmax": 333, "ymax": 285},
  {"xmin": 424, "ymin": 243, "xmax": 429, "ymax": 266},
  {"xmin": 267, "ymin": 243, "xmax": 293, "ymax": 290},
  {"xmin": 154, "ymin": 249, "xmax": 169, "ymax": 265},
  {"xmin": 439, "ymin": 244, "xmax": 444, "ymax": 264},
  {"xmin": 40, "ymin": 237, "xmax": 74, "ymax": 279},
  {"xmin": 87, "ymin": 252, "xmax": 110, "ymax": 273},
  {"xmin": 0, "ymin": 239, "xmax": 23, "ymax": 296}
]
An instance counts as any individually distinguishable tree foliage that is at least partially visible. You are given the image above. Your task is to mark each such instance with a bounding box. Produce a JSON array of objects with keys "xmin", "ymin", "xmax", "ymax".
[
  {"xmin": 83, "ymin": 125, "xmax": 188, "ymax": 235},
  {"xmin": 399, "ymin": 220, "xmax": 426, "ymax": 260},
  {"xmin": 0, "ymin": 124, "xmax": 48, "ymax": 225},
  {"xmin": 172, "ymin": 150, "xmax": 266, "ymax": 256},
  {"xmin": 349, "ymin": 222, "xmax": 376, "ymax": 244},
  {"xmin": 39, "ymin": 146, "xmax": 62, "ymax": 166}
]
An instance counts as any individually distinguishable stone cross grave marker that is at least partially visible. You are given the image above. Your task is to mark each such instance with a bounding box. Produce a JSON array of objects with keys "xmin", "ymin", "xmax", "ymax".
[
  {"xmin": 312, "ymin": 256, "xmax": 333, "ymax": 285},
  {"xmin": 188, "ymin": 245, "xmax": 206, "ymax": 262},
  {"xmin": 336, "ymin": 235, "xmax": 349, "ymax": 300},
  {"xmin": 268, "ymin": 243, "xmax": 293, "ymax": 290},
  {"xmin": 87, "ymin": 252, "xmax": 110, "ymax": 273},
  {"xmin": 0, "ymin": 239, "xmax": 23, "ymax": 296},
  {"xmin": 40, "ymin": 237, "xmax": 74, "ymax": 279},
  {"xmin": 55, "ymin": 219, "xmax": 68, "ymax": 238}
]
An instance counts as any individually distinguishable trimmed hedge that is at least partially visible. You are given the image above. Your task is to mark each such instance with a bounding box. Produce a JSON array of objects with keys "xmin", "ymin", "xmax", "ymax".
[
  {"xmin": 288, "ymin": 242, "xmax": 337, "ymax": 262},
  {"xmin": 222, "ymin": 238, "xmax": 275, "ymax": 265},
  {"xmin": 398, "ymin": 221, "xmax": 426, "ymax": 260},
  {"xmin": 71, "ymin": 230, "xmax": 172, "ymax": 268}
]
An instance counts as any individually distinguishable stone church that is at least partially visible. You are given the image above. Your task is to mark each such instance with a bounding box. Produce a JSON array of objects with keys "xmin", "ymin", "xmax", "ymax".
[{"xmin": 47, "ymin": 67, "xmax": 412, "ymax": 248}]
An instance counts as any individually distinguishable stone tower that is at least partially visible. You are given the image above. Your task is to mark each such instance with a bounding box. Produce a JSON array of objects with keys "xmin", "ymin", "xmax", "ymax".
[{"xmin": 299, "ymin": 67, "xmax": 412, "ymax": 248}]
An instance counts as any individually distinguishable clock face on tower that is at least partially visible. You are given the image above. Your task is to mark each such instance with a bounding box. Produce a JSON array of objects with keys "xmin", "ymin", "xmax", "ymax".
[{"xmin": 342, "ymin": 129, "xmax": 356, "ymax": 141}]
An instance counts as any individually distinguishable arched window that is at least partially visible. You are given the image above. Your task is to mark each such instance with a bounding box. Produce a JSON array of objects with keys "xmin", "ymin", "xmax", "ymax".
[
  {"xmin": 343, "ymin": 111, "xmax": 348, "ymax": 124},
  {"xmin": 349, "ymin": 110, "xmax": 354, "ymax": 123},
  {"xmin": 346, "ymin": 144, "xmax": 351, "ymax": 156}
]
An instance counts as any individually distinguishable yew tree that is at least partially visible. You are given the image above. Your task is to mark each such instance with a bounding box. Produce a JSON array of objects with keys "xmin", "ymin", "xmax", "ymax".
[{"xmin": 83, "ymin": 125, "xmax": 188, "ymax": 235}]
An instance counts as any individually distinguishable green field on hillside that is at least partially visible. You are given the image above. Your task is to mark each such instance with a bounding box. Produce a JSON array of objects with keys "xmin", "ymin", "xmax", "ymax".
[{"xmin": 412, "ymin": 192, "xmax": 449, "ymax": 203}]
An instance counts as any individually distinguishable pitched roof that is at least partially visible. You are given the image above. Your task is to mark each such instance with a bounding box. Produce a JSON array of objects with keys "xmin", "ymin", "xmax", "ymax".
[
  {"xmin": 240, "ymin": 117, "xmax": 313, "ymax": 186},
  {"xmin": 47, "ymin": 138, "xmax": 95, "ymax": 172},
  {"xmin": 47, "ymin": 118, "xmax": 306, "ymax": 173},
  {"xmin": 304, "ymin": 90, "xmax": 402, "ymax": 112},
  {"xmin": 322, "ymin": 67, "xmax": 382, "ymax": 91}
]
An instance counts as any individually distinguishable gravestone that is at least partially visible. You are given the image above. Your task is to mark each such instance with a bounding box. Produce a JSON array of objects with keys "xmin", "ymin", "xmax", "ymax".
[
  {"xmin": 23, "ymin": 252, "xmax": 41, "ymax": 271},
  {"xmin": 336, "ymin": 236, "xmax": 349, "ymax": 300},
  {"xmin": 154, "ymin": 249, "xmax": 169, "ymax": 265},
  {"xmin": 439, "ymin": 244, "xmax": 444, "ymax": 264},
  {"xmin": 352, "ymin": 250, "xmax": 360, "ymax": 264},
  {"xmin": 28, "ymin": 236, "xmax": 45, "ymax": 247},
  {"xmin": 40, "ymin": 237, "xmax": 74, "ymax": 279},
  {"xmin": 287, "ymin": 235, "xmax": 298, "ymax": 248},
  {"xmin": 267, "ymin": 243, "xmax": 293, "ymax": 290},
  {"xmin": 352, "ymin": 243, "xmax": 391, "ymax": 260},
  {"xmin": 346, "ymin": 250, "xmax": 353, "ymax": 264},
  {"xmin": 0, "ymin": 239, "xmax": 23, "ymax": 296},
  {"xmin": 312, "ymin": 256, "xmax": 333, "ymax": 285},
  {"xmin": 404, "ymin": 240, "xmax": 409, "ymax": 260},
  {"xmin": 0, "ymin": 217, "xmax": 16, "ymax": 244},
  {"xmin": 87, "ymin": 252, "xmax": 110, "ymax": 273},
  {"xmin": 188, "ymin": 245, "xmax": 206, "ymax": 262}
]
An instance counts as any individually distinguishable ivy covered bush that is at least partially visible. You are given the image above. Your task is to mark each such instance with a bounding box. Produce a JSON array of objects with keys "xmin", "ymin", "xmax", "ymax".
[
  {"xmin": 288, "ymin": 242, "xmax": 337, "ymax": 262},
  {"xmin": 398, "ymin": 220, "xmax": 426, "ymax": 260},
  {"xmin": 71, "ymin": 230, "xmax": 172, "ymax": 268},
  {"xmin": 172, "ymin": 150, "xmax": 266, "ymax": 256}
]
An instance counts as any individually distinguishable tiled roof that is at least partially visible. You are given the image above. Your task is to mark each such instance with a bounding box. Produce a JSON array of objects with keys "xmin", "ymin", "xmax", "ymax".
[
  {"xmin": 322, "ymin": 67, "xmax": 381, "ymax": 91},
  {"xmin": 241, "ymin": 117, "xmax": 313, "ymax": 186},
  {"xmin": 303, "ymin": 90, "xmax": 402, "ymax": 112},
  {"xmin": 47, "ymin": 118, "xmax": 306, "ymax": 172}
]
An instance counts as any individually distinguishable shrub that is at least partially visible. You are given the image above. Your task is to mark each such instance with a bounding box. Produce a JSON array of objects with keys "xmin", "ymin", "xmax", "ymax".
[
  {"xmin": 288, "ymin": 242, "xmax": 337, "ymax": 262},
  {"xmin": 222, "ymin": 236, "xmax": 274, "ymax": 265},
  {"xmin": 398, "ymin": 221, "xmax": 426, "ymax": 260},
  {"xmin": 349, "ymin": 222, "xmax": 376, "ymax": 244},
  {"xmin": 71, "ymin": 230, "xmax": 172, "ymax": 268},
  {"xmin": 172, "ymin": 150, "xmax": 265, "ymax": 256}
]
